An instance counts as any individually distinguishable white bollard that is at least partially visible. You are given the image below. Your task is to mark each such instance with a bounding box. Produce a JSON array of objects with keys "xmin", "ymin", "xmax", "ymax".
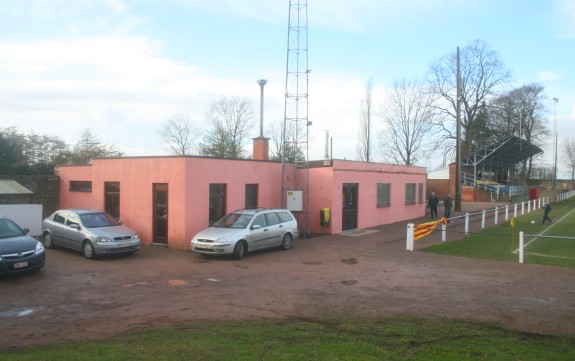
[
  {"xmin": 528, "ymin": 200, "xmax": 531, "ymax": 213},
  {"xmin": 481, "ymin": 210, "xmax": 486, "ymax": 229},
  {"xmin": 505, "ymin": 204, "xmax": 509, "ymax": 221},
  {"xmin": 465, "ymin": 213, "xmax": 470, "ymax": 234},
  {"xmin": 442, "ymin": 222, "xmax": 446, "ymax": 242},
  {"xmin": 519, "ymin": 231, "xmax": 524, "ymax": 264},
  {"xmin": 406, "ymin": 223, "xmax": 414, "ymax": 251},
  {"xmin": 514, "ymin": 203, "xmax": 518, "ymax": 218},
  {"xmin": 494, "ymin": 207, "xmax": 498, "ymax": 225},
  {"xmin": 521, "ymin": 202, "xmax": 525, "ymax": 215}
]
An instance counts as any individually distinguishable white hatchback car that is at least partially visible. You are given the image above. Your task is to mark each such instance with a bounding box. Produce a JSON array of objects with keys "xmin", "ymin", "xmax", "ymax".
[{"xmin": 190, "ymin": 208, "xmax": 299, "ymax": 259}]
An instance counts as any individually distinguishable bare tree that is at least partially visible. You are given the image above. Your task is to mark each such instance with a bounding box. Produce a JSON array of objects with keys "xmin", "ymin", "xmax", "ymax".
[
  {"xmin": 428, "ymin": 39, "xmax": 511, "ymax": 158},
  {"xmin": 377, "ymin": 78, "xmax": 437, "ymax": 166},
  {"xmin": 200, "ymin": 95, "xmax": 255, "ymax": 159},
  {"xmin": 357, "ymin": 78, "xmax": 374, "ymax": 162},
  {"xmin": 562, "ymin": 138, "xmax": 575, "ymax": 180},
  {"xmin": 268, "ymin": 118, "xmax": 305, "ymax": 162},
  {"xmin": 160, "ymin": 113, "xmax": 199, "ymax": 155},
  {"xmin": 490, "ymin": 84, "xmax": 549, "ymax": 183}
]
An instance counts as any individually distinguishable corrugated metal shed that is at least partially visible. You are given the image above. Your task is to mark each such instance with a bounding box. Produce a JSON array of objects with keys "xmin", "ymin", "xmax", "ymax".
[{"xmin": 0, "ymin": 180, "xmax": 33, "ymax": 195}]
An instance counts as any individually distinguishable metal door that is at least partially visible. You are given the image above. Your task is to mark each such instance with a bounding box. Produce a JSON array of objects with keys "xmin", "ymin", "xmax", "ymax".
[
  {"xmin": 153, "ymin": 183, "xmax": 168, "ymax": 244},
  {"xmin": 342, "ymin": 183, "xmax": 358, "ymax": 231}
]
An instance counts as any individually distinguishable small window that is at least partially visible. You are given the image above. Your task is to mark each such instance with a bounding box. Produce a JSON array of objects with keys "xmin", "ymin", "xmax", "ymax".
[
  {"xmin": 252, "ymin": 214, "xmax": 267, "ymax": 228},
  {"xmin": 70, "ymin": 181, "xmax": 92, "ymax": 192},
  {"xmin": 377, "ymin": 183, "xmax": 391, "ymax": 207},
  {"xmin": 245, "ymin": 184, "xmax": 258, "ymax": 209},
  {"xmin": 265, "ymin": 212, "xmax": 280, "ymax": 226},
  {"xmin": 53, "ymin": 212, "xmax": 67, "ymax": 224},
  {"xmin": 405, "ymin": 183, "xmax": 416, "ymax": 205},
  {"xmin": 277, "ymin": 211, "xmax": 294, "ymax": 223}
]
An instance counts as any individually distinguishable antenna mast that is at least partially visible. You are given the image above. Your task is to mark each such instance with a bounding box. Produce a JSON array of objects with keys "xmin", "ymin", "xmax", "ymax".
[{"xmin": 281, "ymin": 0, "xmax": 310, "ymax": 235}]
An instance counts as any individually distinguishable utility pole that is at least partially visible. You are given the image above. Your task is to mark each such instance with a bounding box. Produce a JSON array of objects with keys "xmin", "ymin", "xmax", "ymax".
[
  {"xmin": 455, "ymin": 46, "xmax": 462, "ymax": 212},
  {"xmin": 552, "ymin": 97, "xmax": 559, "ymax": 191}
]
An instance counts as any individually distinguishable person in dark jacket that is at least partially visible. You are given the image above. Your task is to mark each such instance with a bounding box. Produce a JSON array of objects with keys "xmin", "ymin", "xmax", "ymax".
[
  {"xmin": 542, "ymin": 203, "xmax": 552, "ymax": 224},
  {"xmin": 443, "ymin": 194, "xmax": 452, "ymax": 222},
  {"xmin": 427, "ymin": 192, "xmax": 439, "ymax": 219}
]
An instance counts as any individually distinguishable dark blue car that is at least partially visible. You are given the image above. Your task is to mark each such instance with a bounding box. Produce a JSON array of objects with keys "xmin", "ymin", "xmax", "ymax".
[{"xmin": 0, "ymin": 215, "xmax": 45, "ymax": 275}]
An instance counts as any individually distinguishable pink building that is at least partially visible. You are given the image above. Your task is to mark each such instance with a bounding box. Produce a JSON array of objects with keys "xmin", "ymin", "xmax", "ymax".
[{"xmin": 55, "ymin": 156, "xmax": 426, "ymax": 251}]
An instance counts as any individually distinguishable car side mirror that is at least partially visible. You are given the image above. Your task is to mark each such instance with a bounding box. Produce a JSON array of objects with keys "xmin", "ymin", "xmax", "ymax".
[
  {"xmin": 70, "ymin": 224, "xmax": 80, "ymax": 230},
  {"xmin": 251, "ymin": 225, "xmax": 261, "ymax": 230},
  {"xmin": 22, "ymin": 228, "xmax": 30, "ymax": 234}
]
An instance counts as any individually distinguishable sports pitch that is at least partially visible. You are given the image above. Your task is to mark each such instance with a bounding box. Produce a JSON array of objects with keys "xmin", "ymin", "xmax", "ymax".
[{"xmin": 422, "ymin": 195, "xmax": 575, "ymax": 268}]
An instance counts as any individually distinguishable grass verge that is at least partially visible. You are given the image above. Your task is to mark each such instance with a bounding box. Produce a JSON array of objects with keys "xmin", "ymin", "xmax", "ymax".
[{"xmin": 1, "ymin": 317, "xmax": 575, "ymax": 360}]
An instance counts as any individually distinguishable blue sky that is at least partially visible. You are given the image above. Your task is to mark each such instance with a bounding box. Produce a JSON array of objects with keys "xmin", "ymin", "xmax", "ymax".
[{"xmin": 1, "ymin": 0, "xmax": 573, "ymax": 176}]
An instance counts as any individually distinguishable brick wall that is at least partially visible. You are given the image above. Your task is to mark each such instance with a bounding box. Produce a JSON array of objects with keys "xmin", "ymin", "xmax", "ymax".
[{"xmin": 0, "ymin": 175, "xmax": 60, "ymax": 218}]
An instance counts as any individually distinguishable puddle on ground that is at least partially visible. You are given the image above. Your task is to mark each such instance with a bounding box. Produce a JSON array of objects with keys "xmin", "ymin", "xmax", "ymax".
[{"xmin": 0, "ymin": 307, "xmax": 45, "ymax": 318}]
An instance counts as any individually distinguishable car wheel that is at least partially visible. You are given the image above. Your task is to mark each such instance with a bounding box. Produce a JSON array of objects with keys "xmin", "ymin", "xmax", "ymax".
[
  {"xmin": 82, "ymin": 240, "xmax": 96, "ymax": 260},
  {"xmin": 43, "ymin": 232, "xmax": 55, "ymax": 249},
  {"xmin": 232, "ymin": 240, "xmax": 247, "ymax": 260},
  {"xmin": 281, "ymin": 233, "xmax": 293, "ymax": 250}
]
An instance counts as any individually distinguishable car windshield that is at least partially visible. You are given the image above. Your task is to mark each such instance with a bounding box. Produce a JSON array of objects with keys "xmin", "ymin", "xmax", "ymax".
[
  {"xmin": 0, "ymin": 219, "xmax": 25, "ymax": 238},
  {"xmin": 80, "ymin": 212, "xmax": 121, "ymax": 228},
  {"xmin": 213, "ymin": 213, "xmax": 253, "ymax": 229}
]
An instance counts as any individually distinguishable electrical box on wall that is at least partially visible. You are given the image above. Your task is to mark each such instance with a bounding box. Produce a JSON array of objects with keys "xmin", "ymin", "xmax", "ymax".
[{"xmin": 287, "ymin": 190, "xmax": 303, "ymax": 212}]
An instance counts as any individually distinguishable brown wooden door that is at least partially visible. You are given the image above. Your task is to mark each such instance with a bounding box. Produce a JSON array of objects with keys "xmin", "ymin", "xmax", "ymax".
[{"xmin": 153, "ymin": 183, "xmax": 168, "ymax": 244}]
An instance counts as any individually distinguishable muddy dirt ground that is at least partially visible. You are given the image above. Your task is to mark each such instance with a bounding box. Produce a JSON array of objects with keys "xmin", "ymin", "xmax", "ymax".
[{"xmin": 1, "ymin": 203, "xmax": 574, "ymax": 349}]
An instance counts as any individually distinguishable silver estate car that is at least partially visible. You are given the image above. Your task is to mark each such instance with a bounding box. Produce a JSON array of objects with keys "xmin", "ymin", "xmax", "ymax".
[
  {"xmin": 191, "ymin": 208, "xmax": 299, "ymax": 260},
  {"xmin": 42, "ymin": 209, "xmax": 140, "ymax": 259}
]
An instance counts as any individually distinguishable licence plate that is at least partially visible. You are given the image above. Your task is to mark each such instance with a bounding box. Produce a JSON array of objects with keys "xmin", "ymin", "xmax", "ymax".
[{"xmin": 14, "ymin": 261, "xmax": 28, "ymax": 269}]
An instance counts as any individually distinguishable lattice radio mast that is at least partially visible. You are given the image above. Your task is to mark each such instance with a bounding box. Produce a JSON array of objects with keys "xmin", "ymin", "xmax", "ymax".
[{"xmin": 281, "ymin": 0, "xmax": 310, "ymax": 236}]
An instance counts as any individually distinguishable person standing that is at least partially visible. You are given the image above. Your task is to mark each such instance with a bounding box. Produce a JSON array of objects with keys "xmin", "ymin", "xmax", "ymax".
[
  {"xmin": 443, "ymin": 193, "xmax": 452, "ymax": 222},
  {"xmin": 542, "ymin": 202, "xmax": 552, "ymax": 224},
  {"xmin": 427, "ymin": 192, "xmax": 439, "ymax": 219}
]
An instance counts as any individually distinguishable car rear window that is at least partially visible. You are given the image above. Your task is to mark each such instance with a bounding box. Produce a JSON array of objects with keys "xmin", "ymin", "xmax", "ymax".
[{"xmin": 277, "ymin": 211, "xmax": 294, "ymax": 223}]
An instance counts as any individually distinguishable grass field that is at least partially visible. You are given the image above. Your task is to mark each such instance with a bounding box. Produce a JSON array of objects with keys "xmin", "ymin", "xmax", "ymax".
[
  {"xmin": 422, "ymin": 196, "xmax": 575, "ymax": 268},
  {"xmin": 2, "ymin": 317, "xmax": 575, "ymax": 361}
]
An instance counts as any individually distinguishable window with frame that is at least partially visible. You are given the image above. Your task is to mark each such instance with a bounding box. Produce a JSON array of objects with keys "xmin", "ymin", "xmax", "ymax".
[
  {"xmin": 245, "ymin": 184, "xmax": 258, "ymax": 209},
  {"xmin": 418, "ymin": 183, "xmax": 424, "ymax": 204},
  {"xmin": 376, "ymin": 183, "xmax": 391, "ymax": 207},
  {"xmin": 405, "ymin": 183, "xmax": 416, "ymax": 205},
  {"xmin": 209, "ymin": 184, "xmax": 226, "ymax": 225},
  {"xmin": 69, "ymin": 181, "xmax": 92, "ymax": 192}
]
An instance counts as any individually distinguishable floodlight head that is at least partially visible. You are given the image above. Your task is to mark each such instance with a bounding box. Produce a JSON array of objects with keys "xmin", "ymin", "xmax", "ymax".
[{"xmin": 257, "ymin": 79, "xmax": 268, "ymax": 86}]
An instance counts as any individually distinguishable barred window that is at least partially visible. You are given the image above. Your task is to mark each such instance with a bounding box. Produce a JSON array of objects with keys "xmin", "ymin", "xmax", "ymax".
[
  {"xmin": 376, "ymin": 183, "xmax": 391, "ymax": 207},
  {"xmin": 418, "ymin": 183, "xmax": 424, "ymax": 204},
  {"xmin": 69, "ymin": 181, "xmax": 92, "ymax": 192},
  {"xmin": 405, "ymin": 183, "xmax": 416, "ymax": 205}
]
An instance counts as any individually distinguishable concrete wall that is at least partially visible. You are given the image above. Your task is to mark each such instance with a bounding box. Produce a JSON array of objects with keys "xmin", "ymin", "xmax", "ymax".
[{"xmin": 55, "ymin": 157, "xmax": 427, "ymax": 250}]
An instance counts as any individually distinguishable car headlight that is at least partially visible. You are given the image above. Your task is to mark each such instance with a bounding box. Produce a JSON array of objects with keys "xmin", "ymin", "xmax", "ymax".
[
  {"xmin": 96, "ymin": 237, "xmax": 113, "ymax": 243},
  {"xmin": 133, "ymin": 234, "xmax": 139, "ymax": 240},
  {"xmin": 35, "ymin": 241, "xmax": 45, "ymax": 254},
  {"xmin": 215, "ymin": 235, "xmax": 231, "ymax": 243}
]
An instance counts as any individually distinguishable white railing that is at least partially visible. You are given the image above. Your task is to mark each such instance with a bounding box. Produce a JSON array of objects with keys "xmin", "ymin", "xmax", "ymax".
[{"xmin": 406, "ymin": 197, "xmax": 549, "ymax": 251}]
